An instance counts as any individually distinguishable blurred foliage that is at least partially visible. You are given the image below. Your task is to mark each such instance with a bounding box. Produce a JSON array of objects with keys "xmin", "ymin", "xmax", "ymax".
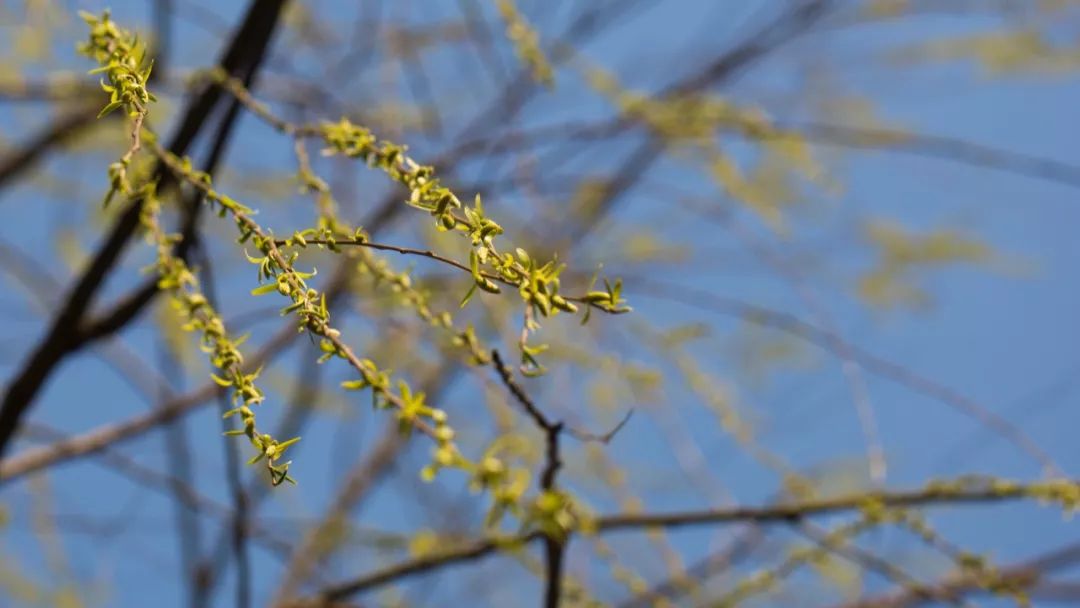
[
  {"xmin": 0, "ymin": 1, "xmax": 1076, "ymax": 606},
  {"xmin": 858, "ymin": 220, "xmax": 995, "ymax": 309}
]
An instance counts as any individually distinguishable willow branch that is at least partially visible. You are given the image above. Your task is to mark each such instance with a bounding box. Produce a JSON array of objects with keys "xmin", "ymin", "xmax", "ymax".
[
  {"xmin": 0, "ymin": 0, "xmax": 291, "ymax": 460},
  {"xmin": 19, "ymin": 422, "xmax": 295, "ymax": 559},
  {"xmin": 836, "ymin": 540, "xmax": 1080, "ymax": 608},
  {"xmin": 0, "ymin": 318, "xmax": 297, "ymax": 484},
  {"xmin": 301, "ymin": 478, "xmax": 1079, "ymax": 603},
  {"xmin": 492, "ymin": 349, "xmax": 565, "ymax": 608}
]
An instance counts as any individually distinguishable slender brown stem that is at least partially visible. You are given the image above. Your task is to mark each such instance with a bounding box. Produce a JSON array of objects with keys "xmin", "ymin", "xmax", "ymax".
[{"xmin": 491, "ymin": 349, "xmax": 565, "ymax": 607}]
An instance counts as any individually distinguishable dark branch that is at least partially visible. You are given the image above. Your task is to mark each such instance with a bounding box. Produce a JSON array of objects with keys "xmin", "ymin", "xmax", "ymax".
[
  {"xmin": 491, "ymin": 349, "xmax": 565, "ymax": 608},
  {"xmin": 0, "ymin": 105, "xmax": 107, "ymax": 190},
  {"xmin": 0, "ymin": 0, "xmax": 291, "ymax": 460}
]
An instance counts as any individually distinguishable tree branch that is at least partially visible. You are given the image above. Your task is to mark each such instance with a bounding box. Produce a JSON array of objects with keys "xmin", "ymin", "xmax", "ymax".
[
  {"xmin": 0, "ymin": 0, "xmax": 291, "ymax": 459},
  {"xmin": 0, "ymin": 105, "xmax": 108, "ymax": 189},
  {"xmin": 491, "ymin": 349, "xmax": 565, "ymax": 608},
  {"xmin": 0, "ymin": 318, "xmax": 297, "ymax": 484},
  {"xmin": 835, "ymin": 540, "xmax": 1080, "ymax": 608},
  {"xmin": 271, "ymin": 422, "xmax": 406, "ymax": 604},
  {"xmin": 299, "ymin": 477, "xmax": 1079, "ymax": 604}
]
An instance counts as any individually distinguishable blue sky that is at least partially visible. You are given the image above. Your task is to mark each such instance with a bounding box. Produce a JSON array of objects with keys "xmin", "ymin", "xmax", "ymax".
[{"xmin": 1, "ymin": 1, "xmax": 1079, "ymax": 606}]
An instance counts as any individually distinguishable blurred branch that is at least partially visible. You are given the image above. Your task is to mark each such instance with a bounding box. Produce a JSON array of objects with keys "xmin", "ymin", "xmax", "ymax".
[
  {"xmin": 836, "ymin": 540, "xmax": 1080, "ymax": 608},
  {"xmin": 271, "ymin": 422, "xmax": 406, "ymax": 604},
  {"xmin": 455, "ymin": 110, "xmax": 1080, "ymax": 194},
  {"xmin": 0, "ymin": 78, "xmax": 100, "ymax": 102},
  {"xmin": 748, "ymin": 120, "xmax": 1080, "ymax": 190},
  {"xmin": 701, "ymin": 189, "xmax": 886, "ymax": 483},
  {"xmin": 196, "ymin": 241, "xmax": 252, "ymax": 608},
  {"xmin": 157, "ymin": 338, "xmax": 204, "ymax": 608},
  {"xmin": 0, "ymin": 317, "xmax": 297, "ymax": 484},
  {"xmin": 19, "ymin": 422, "xmax": 294, "ymax": 559},
  {"xmin": 793, "ymin": 521, "xmax": 964, "ymax": 607},
  {"xmin": 617, "ymin": 527, "xmax": 766, "ymax": 607},
  {"xmin": 300, "ymin": 477, "xmax": 1079, "ymax": 604},
  {"xmin": 0, "ymin": 0, "xmax": 291, "ymax": 460},
  {"xmin": 559, "ymin": 0, "xmax": 835, "ymax": 243},
  {"xmin": 629, "ymin": 276, "xmax": 1061, "ymax": 477},
  {"xmin": 289, "ymin": 532, "xmax": 544, "ymax": 606},
  {"xmin": 593, "ymin": 480, "xmax": 1078, "ymax": 530},
  {"xmin": 0, "ymin": 105, "xmax": 107, "ymax": 190}
]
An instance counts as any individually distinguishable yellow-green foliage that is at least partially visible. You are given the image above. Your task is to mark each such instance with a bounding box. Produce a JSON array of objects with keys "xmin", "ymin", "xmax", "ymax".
[
  {"xmin": 858, "ymin": 220, "xmax": 994, "ymax": 309},
  {"xmin": 75, "ymin": 10, "xmax": 632, "ymax": 545},
  {"xmin": 897, "ymin": 30, "xmax": 1080, "ymax": 74},
  {"xmin": 21, "ymin": 6, "xmax": 1074, "ymax": 606},
  {"xmin": 493, "ymin": 0, "xmax": 554, "ymax": 87},
  {"xmin": 587, "ymin": 66, "xmax": 827, "ymax": 230}
]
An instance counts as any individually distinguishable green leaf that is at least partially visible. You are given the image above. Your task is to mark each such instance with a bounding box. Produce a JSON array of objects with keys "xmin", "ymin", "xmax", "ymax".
[
  {"xmin": 97, "ymin": 100, "xmax": 125, "ymax": 119},
  {"xmin": 276, "ymin": 437, "xmax": 301, "ymax": 452},
  {"xmin": 459, "ymin": 282, "xmax": 479, "ymax": 309},
  {"xmin": 210, "ymin": 373, "xmax": 233, "ymax": 387},
  {"xmin": 250, "ymin": 283, "xmax": 279, "ymax": 296}
]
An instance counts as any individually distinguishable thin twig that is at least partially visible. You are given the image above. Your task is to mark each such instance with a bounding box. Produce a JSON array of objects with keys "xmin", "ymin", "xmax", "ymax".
[
  {"xmin": 491, "ymin": 349, "xmax": 565, "ymax": 608},
  {"xmin": 564, "ymin": 409, "xmax": 634, "ymax": 444},
  {"xmin": 271, "ymin": 237, "xmax": 612, "ymax": 312}
]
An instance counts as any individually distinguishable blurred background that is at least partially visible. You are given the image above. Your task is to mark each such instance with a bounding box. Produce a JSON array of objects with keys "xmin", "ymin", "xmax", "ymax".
[{"xmin": 0, "ymin": 0, "xmax": 1078, "ymax": 606}]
